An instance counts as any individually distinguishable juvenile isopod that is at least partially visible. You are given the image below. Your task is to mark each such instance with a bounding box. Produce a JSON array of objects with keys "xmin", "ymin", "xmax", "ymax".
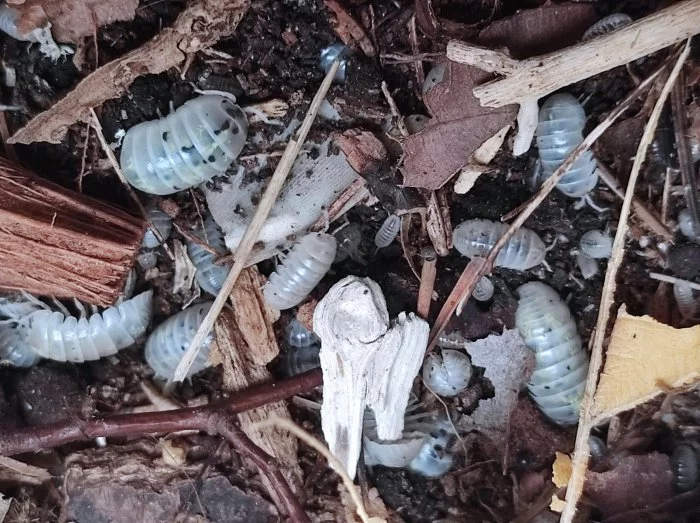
[
  {"xmin": 423, "ymin": 63, "xmax": 446, "ymax": 95},
  {"xmin": 186, "ymin": 215, "xmax": 231, "ymax": 296},
  {"xmin": 263, "ymin": 232, "xmax": 337, "ymax": 310},
  {"xmin": 137, "ymin": 250, "xmax": 158, "ymax": 270},
  {"xmin": 120, "ymin": 95, "xmax": 248, "ymax": 195},
  {"xmin": 472, "ymin": 276, "xmax": 495, "ymax": 302},
  {"xmin": 142, "ymin": 206, "xmax": 173, "ymax": 249},
  {"xmin": 673, "ymin": 281, "xmax": 697, "ymax": 319},
  {"xmin": 422, "ymin": 349, "xmax": 472, "ymax": 397},
  {"xmin": 678, "ymin": 208, "xmax": 700, "ymax": 242},
  {"xmin": 20, "ymin": 291, "xmax": 153, "ymax": 363},
  {"xmin": 404, "ymin": 115, "xmax": 430, "ymax": 135},
  {"xmin": 515, "ymin": 282, "xmax": 589, "ymax": 426},
  {"xmin": 453, "ymin": 219, "xmax": 546, "ymax": 270},
  {"xmin": 408, "ymin": 426, "xmax": 455, "ymax": 478},
  {"xmin": 0, "ymin": 323, "xmax": 41, "ymax": 367},
  {"xmin": 582, "ymin": 13, "xmax": 633, "ymax": 41},
  {"xmin": 144, "ymin": 301, "xmax": 214, "ymax": 380},
  {"xmin": 579, "ymin": 230, "xmax": 612, "ymax": 259},
  {"xmin": 374, "ymin": 214, "xmax": 401, "ymax": 248},
  {"xmin": 671, "ymin": 444, "xmax": 699, "ymax": 493},
  {"xmin": 536, "ymin": 93, "xmax": 599, "ymax": 199}
]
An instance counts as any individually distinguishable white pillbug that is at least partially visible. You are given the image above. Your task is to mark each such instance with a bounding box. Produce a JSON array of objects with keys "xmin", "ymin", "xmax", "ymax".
[
  {"xmin": 673, "ymin": 281, "xmax": 697, "ymax": 319},
  {"xmin": 144, "ymin": 301, "xmax": 214, "ymax": 380},
  {"xmin": 579, "ymin": 230, "xmax": 612, "ymax": 259},
  {"xmin": 374, "ymin": 214, "xmax": 401, "ymax": 248},
  {"xmin": 515, "ymin": 282, "xmax": 588, "ymax": 426},
  {"xmin": 408, "ymin": 426, "xmax": 455, "ymax": 478},
  {"xmin": 286, "ymin": 318, "xmax": 319, "ymax": 348},
  {"xmin": 186, "ymin": 215, "xmax": 231, "ymax": 296},
  {"xmin": 671, "ymin": 444, "xmax": 699, "ymax": 493},
  {"xmin": 423, "ymin": 63, "xmax": 446, "ymax": 95},
  {"xmin": 536, "ymin": 93, "xmax": 598, "ymax": 198},
  {"xmin": 0, "ymin": 323, "xmax": 41, "ymax": 368},
  {"xmin": 582, "ymin": 13, "xmax": 633, "ymax": 41},
  {"xmin": 678, "ymin": 208, "xmax": 700, "ymax": 242},
  {"xmin": 142, "ymin": 206, "xmax": 173, "ymax": 249},
  {"xmin": 422, "ymin": 349, "xmax": 472, "ymax": 397},
  {"xmin": 120, "ymin": 95, "xmax": 248, "ymax": 195},
  {"xmin": 472, "ymin": 276, "xmax": 495, "ymax": 302},
  {"xmin": 263, "ymin": 232, "xmax": 337, "ymax": 310},
  {"xmin": 20, "ymin": 291, "xmax": 153, "ymax": 363},
  {"xmin": 453, "ymin": 219, "xmax": 546, "ymax": 270}
]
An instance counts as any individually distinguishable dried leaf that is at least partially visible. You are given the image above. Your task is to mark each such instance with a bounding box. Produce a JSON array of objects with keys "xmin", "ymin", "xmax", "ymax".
[
  {"xmin": 592, "ymin": 307, "xmax": 700, "ymax": 419},
  {"xmin": 402, "ymin": 62, "xmax": 517, "ymax": 189},
  {"xmin": 454, "ymin": 124, "xmax": 510, "ymax": 194},
  {"xmin": 477, "ymin": 3, "xmax": 597, "ymax": 59},
  {"xmin": 585, "ymin": 453, "xmax": 673, "ymax": 517},
  {"xmin": 461, "ymin": 329, "xmax": 535, "ymax": 447}
]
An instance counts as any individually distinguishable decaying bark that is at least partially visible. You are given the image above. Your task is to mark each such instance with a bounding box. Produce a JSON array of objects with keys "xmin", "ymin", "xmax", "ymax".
[
  {"xmin": 0, "ymin": 157, "xmax": 145, "ymax": 305},
  {"xmin": 212, "ymin": 267, "xmax": 303, "ymax": 504}
]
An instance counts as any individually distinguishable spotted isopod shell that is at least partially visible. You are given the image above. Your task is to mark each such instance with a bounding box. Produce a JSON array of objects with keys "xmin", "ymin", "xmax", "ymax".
[
  {"xmin": 142, "ymin": 206, "xmax": 173, "ymax": 249},
  {"xmin": 263, "ymin": 232, "xmax": 337, "ymax": 310},
  {"xmin": 472, "ymin": 276, "xmax": 494, "ymax": 302},
  {"xmin": 120, "ymin": 95, "xmax": 248, "ymax": 195},
  {"xmin": 679, "ymin": 208, "xmax": 700, "ymax": 242},
  {"xmin": 453, "ymin": 219, "xmax": 546, "ymax": 270},
  {"xmin": 671, "ymin": 444, "xmax": 699, "ymax": 493},
  {"xmin": 374, "ymin": 214, "xmax": 401, "ymax": 248},
  {"xmin": 408, "ymin": 426, "xmax": 455, "ymax": 478},
  {"xmin": 0, "ymin": 323, "xmax": 41, "ymax": 367},
  {"xmin": 145, "ymin": 301, "xmax": 214, "ymax": 380},
  {"xmin": 515, "ymin": 282, "xmax": 588, "ymax": 426},
  {"xmin": 536, "ymin": 93, "xmax": 598, "ymax": 198},
  {"xmin": 673, "ymin": 281, "xmax": 697, "ymax": 319},
  {"xmin": 579, "ymin": 230, "xmax": 612, "ymax": 259},
  {"xmin": 422, "ymin": 349, "xmax": 472, "ymax": 397},
  {"xmin": 423, "ymin": 63, "xmax": 446, "ymax": 95},
  {"xmin": 21, "ymin": 291, "xmax": 153, "ymax": 363},
  {"xmin": 404, "ymin": 114, "xmax": 429, "ymax": 135},
  {"xmin": 582, "ymin": 13, "xmax": 633, "ymax": 41},
  {"xmin": 186, "ymin": 215, "xmax": 231, "ymax": 296}
]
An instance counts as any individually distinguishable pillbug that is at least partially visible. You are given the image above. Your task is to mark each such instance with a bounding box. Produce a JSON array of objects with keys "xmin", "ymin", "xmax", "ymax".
[
  {"xmin": 137, "ymin": 250, "xmax": 158, "ymax": 270},
  {"xmin": 536, "ymin": 93, "xmax": 598, "ymax": 199},
  {"xmin": 319, "ymin": 44, "xmax": 349, "ymax": 83},
  {"xmin": 671, "ymin": 444, "xmax": 699, "ymax": 493},
  {"xmin": 19, "ymin": 291, "xmax": 153, "ymax": 363},
  {"xmin": 472, "ymin": 276, "xmax": 495, "ymax": 302},
  {"xmin": 582, "ymin": 13, "xmax": 633, "ymax": 41},
  {"xmin": 673, "ymin": 281, "xmax": 697, "ymax": 319},
  {"xmin": 0, "ymin": 323, "xmax": 41, "ymax": 367},
  {"xmin": 263, "ymin": 232, "xmax": 337, "ymax": 310},
  {"xmin": 422, "ymin": 349, "xmax": 472, "ymax": 397},
  {"xmin": 679, "ymin": 208, "xmax": 700, "ymax": 242},
  {"xmin": 453, "ymin": 219, "xmax": 546, "ymax": 270},
  {"xmin": 404, "ymin": 114, "xmax": 429, "ymax": 135},
  {"xmin": 515, "ymin": 282, "xmax": 588, "ymax": 426},
  {"xmin": 374, "ymin": 214, "xmax": 401, "ymax": 248},
  {"xmin": 579, "ymin": 230, "xmax": 612, "ymax": 259},
  {"xmin": 588, "ymin": 435, "xmax": 607, "ymax": 463},
  {"xmin": 186, "ymin": 215, "xmax": 231, "ymax": 296},
  {"xmin": 282, "ymin": 319, "xmax": 321, "ymax": 377},
  {"xmin": 142, "ymin": 206, "xmax": 173, "ymax": 249},
  {"xmin": 409, "ymin": 426, "xmax": 455, "ymax": 478},
  {"xmin": 576, "ymin": 253, "xmax": 599, "ymax": 280},
  {"xmin": 286, "ymin": 318, "xmax": 319, "ymax": 348},
  {"xmin": 0, "ymin": 5, "xmax": 67, "ymax": 60},
  {"xmin": 120, "ymin": 95, "xmax": 248, "ymax": 195},
  {"xmin": 423, "ymin": 63, "xmax": 446, "ymax": 95},
  {"xmin": 144, "ymin": 301, "xmax": 214, "ymax": 380}
]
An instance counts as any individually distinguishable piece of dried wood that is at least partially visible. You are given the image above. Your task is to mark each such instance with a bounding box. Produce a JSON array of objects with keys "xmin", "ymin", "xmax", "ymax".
[
  {"xmin": 0, "ymin": 456, "xmax": 51, "ymax": 486},
  {"xmin": 9, "ymin": 0, "xmax": 251, "ymax": 145},
  {"xmin": 322, "ymin": 0, "xmax": 375, "ymax": 57},
  {"xmin": 313, "ymin": 276, "xmax": 429, "ymax": 479},
  {"xmin": 212, "ymin": 268, "xmax": 302, "ymax": 502},
  {"xmin": 0, "ymin": 157, "xmax": 145, "ymax": 305},
  {"xmin": 446, "ymin": 0, "xmax": 700, "ymax": 108}
]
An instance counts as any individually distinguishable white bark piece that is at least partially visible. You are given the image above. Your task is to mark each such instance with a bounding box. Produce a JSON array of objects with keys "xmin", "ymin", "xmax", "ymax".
[
  {"xmin": 512, "ymin": 98, "xmax": 539, "ymax": 156},
  {"xmin": 314, "ymin": 276, "xmax": 430, "ymax": 479}
]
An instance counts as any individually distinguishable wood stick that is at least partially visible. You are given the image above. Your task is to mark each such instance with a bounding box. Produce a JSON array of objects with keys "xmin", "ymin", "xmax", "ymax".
[
  {"xmin": 172, "ymin": 60, "xmax": 340, "ymax": 382},
  {"xmin": 417, "ymin": 246, "xmax": 437, "ymax": 318},
  {"xmin": 649, "ymin": 272, "xmax": 700, "ymax": 292},
  {"xmin": 561, "ymin": 41, "xmax": 690, "ymax": 523},
  {"xmin": 446, "ymin": 0, "xmax": 700, "ymax": 108}
]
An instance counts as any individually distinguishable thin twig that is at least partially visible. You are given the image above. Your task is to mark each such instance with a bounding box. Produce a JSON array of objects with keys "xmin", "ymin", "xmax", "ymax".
[
  {"xmin": 661, "ymin": 166, "xmax": 675, "ymax": 226},
  {"xmin": 89, "ymin": 108, "xmax": 175, "ymax": 260},
  {"xmin": 172, "ymin": 60, "xmax": 340, "ymax": 382},
  {"xmin": 417, "ymin": 246, "xmax": 437, "ymax": 318},
  {"xmin": 428, "ymin": 59, "xmax": 670, "ymax": 350},
  {"xmin": 649, "ymin": 273, "xmax": 700, "ymax": 292},
  {"xmin": 561, "ymin": 40, "xmax": 691, "ymax": 523},
  {"xmin": 407, "ymin": 16, "xmax": 425, "ymax": 89},
  {"xmin": 77, "ymin": 123, "xmax": 91, "ymax": 192},
  {"xmin": 381, "ymin": 81, "xmax": 409, "ymax": 138},
  {"xmin": 0, "ymin": 369, "xmax": 322, "ymax": 456},
  {"xmin": 380, "ymin": 52, "xmax": 443, "ymax": 64},
  {"xmin": 173, "ymin": 222, "xmax": 224, "ymax": 257}
]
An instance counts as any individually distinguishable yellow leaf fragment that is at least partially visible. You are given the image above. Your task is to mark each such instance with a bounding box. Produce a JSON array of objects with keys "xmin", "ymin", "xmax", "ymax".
[
  {"xmin": 550, "ymin": 451, "xmax": 573, "ymax": 512},
  {"xmin": 592, "ymin": 306, "xmax": 700, "ymax": 419}
]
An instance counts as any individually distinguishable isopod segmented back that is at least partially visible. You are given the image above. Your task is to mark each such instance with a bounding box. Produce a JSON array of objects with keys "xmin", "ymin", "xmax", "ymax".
[
  {"xmin": 186, "ymin": 215, "xmax": 231, "ymax": 296},
  {"xmin": 579, "ymin": 230, "xmax": 612, "ymax": 259},
  {"xmin": 374, "ymin": 214, "xmax": 401, "ymax": 248},
  {"xmin": 145, "ymin": 301, "xmax": 214, "ymax": 380},
  {"xmin": 582, "ymin": 13, "xmax": 633, "ymax": 41},
  {"xmin": 453, "ymin": 219, "xmax": 546, "ymax": 270},
  {"xmin": 120, "ymin": 95, "xmax": 248, "ymax": 195},
  {"xmin": 515, "ymin": 282, "xmax": 588, "ymax": 425},
  {"xmin": 142, "ymin": 206, "xmax": 173, "ymax": 249},
  {"xmin": 536, "ymin": 93, "xmax": 598, "ymax": 198},
  {"xmin": 0, "ymin": 323, "xmax": 41, "ymax": 367}
]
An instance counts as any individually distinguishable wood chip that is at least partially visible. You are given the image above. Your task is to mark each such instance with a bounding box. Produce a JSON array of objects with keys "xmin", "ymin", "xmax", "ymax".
[{"xmin": 322, "ymin": 0, "xmax": 375, "ymax": 57}]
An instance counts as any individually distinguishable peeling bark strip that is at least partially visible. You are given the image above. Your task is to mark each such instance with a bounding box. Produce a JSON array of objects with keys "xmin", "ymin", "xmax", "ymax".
[
  {"xmin": 0, "ymin": 157, "xmax": 145, "ymax": 306},
  {"xmin": 9, "ymin": 0, "xmax": 251, "ymax": 145}
]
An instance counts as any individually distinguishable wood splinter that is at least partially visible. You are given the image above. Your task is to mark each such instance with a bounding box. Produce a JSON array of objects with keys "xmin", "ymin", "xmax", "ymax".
[{"xmin": 0, "ymin": 157, "xmax": 145, "ymax": 306}]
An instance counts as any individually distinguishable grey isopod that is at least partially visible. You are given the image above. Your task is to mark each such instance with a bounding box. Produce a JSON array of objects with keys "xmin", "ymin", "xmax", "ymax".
[
  {"xmin": 120, "ymin": 95, "xmax": 248, "ymax": 195},
  {"xmin": 582, "ymin": 13, "xmax": 633, "ymax": 41},
  {"xmin": 579, "ymin": 230, "xmax": 613, "ymax": 259},
  {"xmin": 142, "ymin": 206, "xmax": 173, "ymax": 249},
  {"xmin": 671, "ymin": 444, "xmax": 699, "ymax": 493},
  {"xmin": 186, "ymin": 215, "xmax": 231, "ymax": 296},
  {"xmin": 374, "ymin": 214, "xmax": 401, "ymax": 248}
]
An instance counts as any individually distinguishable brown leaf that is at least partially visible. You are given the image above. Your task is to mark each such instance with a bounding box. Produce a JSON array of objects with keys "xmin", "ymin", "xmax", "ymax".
[
  {"xmin": 478, "ymin": 2, "xmax": 597, "ymax": 59},
  {"xmin": 585, "ymin": 453, "xmax": 673, "ymax": 517},
  {"xmin": 401, "ymin": 62, "xmax": 516, "ymax": 189}
]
